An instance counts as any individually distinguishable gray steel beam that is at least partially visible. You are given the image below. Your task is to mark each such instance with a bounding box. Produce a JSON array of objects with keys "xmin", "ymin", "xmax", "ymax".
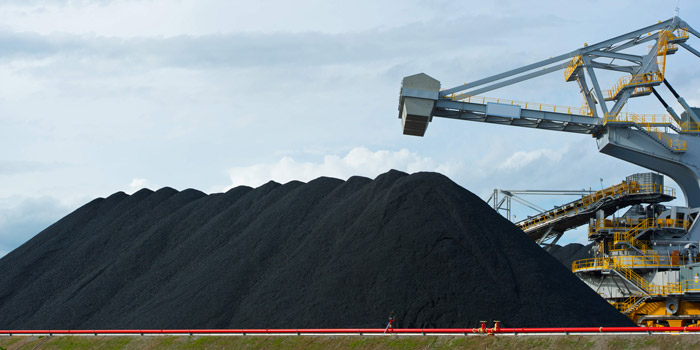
[
  {"xmin": 679, "ymin": 98, "xmax": 700, "ymax": 123},
  {"xmin": 546, "ymin": 232, "xmax": 564, "ymax": 250},
  {"xmin": 577, "ymin": 75, "xmax": 598, "ymax": 118},
  {"xmin": 452, "ymin": 62, "xmax": 567, "ymax": 99},
  {"xmin": 582, "ymin": 56, "xmax": 609, "ymax": 115},
  {"xmin": 663, "ymin": 79, "xmax": 700, "ymax": 123},
  {"xmin": 500, "ymin": 189, "xmax": 593, "ymax": 195},
  {"xmin": 679, "ymin": 20, "xmax": 700, "ymax": 39},
  {"xmin": 508, "ymin": 194, "xmax": 546, "ymax": 213},
  {"xmin": 606, "ymin": 41, "xmax": 661, "ymax": 115},
  {"xmin": 587, "ymin": 61, "xmax": 636, "ymax": 74},
  {"xmin": 439, "ymin": 53, "xmax": 575, "ymax": 96},
  {"xmin": 496, "ymin": 196, "xmax": 507, "ymax": 210},
  {"xmin": 610, "ymin": 33, "xmax": 660, "ymax": 53},
  {"xmin": 610, "ymin": 34, "xmax": 659, "ymax": 52},
  {"xmin": 589, "ymin": 50, "xmax": 643, "ymax": 63},
  {"xmin": 679, "ymin": 42, "xmax": 700, "ymax": 59},
  {"xmin": 486, "ymin": 190, "xmax": 496, "ymax": 206},
  {"xmin": 433, "ymin": 100, "xmax": 601, "ymax": 134},
  {"xmin": 580, "ymin": 18, "xmax": 675, "ymax": 54},
  {"xmin": 637, "ymin": 40, "xmax": 661, "ymax": 74},
  {"xmin": 610, "ymin": 89, "xmax": 633, "ymax": 115},
  {"xmin": 433, "ymin": 109, "xmax": 599, "ymax": 134},
  {"xmin": 651, "ymin": 87, "xmax": 683, "ymax": 124},
  {"xmin": 537, "ymin": 226, "xmax": 555, "ymax": 245},
  {"xmin": 435, "ymin": 100, "xmax": 600, "ymax": 125}
]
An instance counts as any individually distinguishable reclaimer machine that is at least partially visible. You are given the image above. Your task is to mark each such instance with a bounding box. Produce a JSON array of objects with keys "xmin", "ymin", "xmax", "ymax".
[{"xmin": 398, "ymin": 17, "xmax": 700, "ymax": 326}]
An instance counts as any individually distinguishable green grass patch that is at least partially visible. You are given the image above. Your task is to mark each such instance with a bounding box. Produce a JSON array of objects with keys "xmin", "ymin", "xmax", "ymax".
[
  {"xmin": 4, "ymin": 334, "xmax": 700, "ymax": 350},
  {"xmin": 39, "ymin": 336, "xmax": 132, "ymax": 350}
]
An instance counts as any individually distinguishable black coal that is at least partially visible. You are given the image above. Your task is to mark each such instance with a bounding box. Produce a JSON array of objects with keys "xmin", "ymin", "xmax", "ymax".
[
  {"xmin": 548, "ymin": 243, "xmax": 595, "ymax": 271},
  {"xmin": 0, "ymin": 170, "xmax": 632, "ymax": 329}
]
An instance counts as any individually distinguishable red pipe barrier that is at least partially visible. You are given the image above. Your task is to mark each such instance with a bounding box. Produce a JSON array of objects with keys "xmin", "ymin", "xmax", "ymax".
[{"xmin": 1, "ymin": 327, "xmax": 700, "ymax": 336}]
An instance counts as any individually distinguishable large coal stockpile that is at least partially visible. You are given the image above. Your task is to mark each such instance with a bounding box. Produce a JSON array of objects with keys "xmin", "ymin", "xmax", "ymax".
[
  {"xmin": 548, "ymin": 243, "xmax": 594, "ymax": 270},
  {"xmin": 0, "ymin": 170, "xmax": 633, "ymax": 329}
]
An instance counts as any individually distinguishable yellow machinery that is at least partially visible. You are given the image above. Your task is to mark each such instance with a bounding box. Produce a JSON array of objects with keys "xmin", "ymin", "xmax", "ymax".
[
  {"xmin": 512, "ymin": 173, "xmax": 700, "ymax": 326},
  {"xmin": 570, "ymin": 174, "xmax": 700, "ymax": 326}
]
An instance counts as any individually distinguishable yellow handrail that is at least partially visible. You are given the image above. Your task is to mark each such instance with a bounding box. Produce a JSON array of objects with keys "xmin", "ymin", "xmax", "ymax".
[
  {"xmin": 591, "ymin": 217, "xmax": 688, "ymax": 236},
  {"xmin": 632, "ymin": 86, "xmax": 653, "ymax": 96},
  {"xmin": 658, "ymin": 30, "xmax": 671, "ymax": 77},
  {"xmin": 610, "ymin": 279, "xmax": 699, "ymax": 312},
  {"xmin": 613, "ymin": 293, "xmax": 645, "ymax": 313},
  {"xmin": 564, "ymin": 55, "xmax": 583, "ymax": 81},
  {"xmin": 680, "ymin": 122, "xmax": 700, "ymax": 132},
  {"xmin": 573, "ymin": 255, "xmax": 700, "ymax": 273},
  {"xmin": 651, "ymin": 43, "xmax": 679, "ymax": 55},
  {"xmin": 603, "ymin": 114, "xmax": 687, "ymax": 151},
  {"xmin": 573, "ymin": 256, "xmax": 700, "ymax": 297},
  {"xmin": 604, "ymin": 112, "xmax": 700, "ymax": 132},
  {"xmin": 655, "ymin": 130, "xmax": 687, "ymax": 151},
  {"xmin": 603, "ymin": 71, "xmax": 664, "ymax": 101},
  {"xmin": 616, "ymin": 265, "xmax": 651, "ymax": 293},
  {"xmin": 602, "ymin": 113, "xmax": 673, "ymax": 125},
  {"xmin": 612, "ymin": 220, "xmax": 654, "ymax": 253},
  {"xmin": 672, "ymin": 28, "xmax": 690, "ymax": 41}
]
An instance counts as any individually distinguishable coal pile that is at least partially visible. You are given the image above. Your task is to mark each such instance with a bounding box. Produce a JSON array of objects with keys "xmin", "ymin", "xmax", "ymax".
[
  {"xmin": 548, "ymin": 243, "xmax": 594, "ymax": 270},
  {"xmin": 0, "ymin": 170, "xmax": 633, "ymax": 329}
]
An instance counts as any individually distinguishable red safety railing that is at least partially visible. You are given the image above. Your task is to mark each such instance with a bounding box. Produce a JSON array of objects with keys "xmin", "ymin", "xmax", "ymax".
[{"xmin": 2, "ymin": 326, "xmax": 700, "ymax": 336}]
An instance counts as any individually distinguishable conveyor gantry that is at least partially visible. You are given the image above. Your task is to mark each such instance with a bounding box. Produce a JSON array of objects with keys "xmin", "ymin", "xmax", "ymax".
[{"xmin": 514, "ymin": 179, "xmax": 675, "ymax": 248}]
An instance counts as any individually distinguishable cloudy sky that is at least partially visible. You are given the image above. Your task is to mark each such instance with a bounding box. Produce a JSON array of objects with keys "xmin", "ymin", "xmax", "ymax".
[{"xmin": 1, "ymin": 0, "xmax": 699, "ymax": 256}]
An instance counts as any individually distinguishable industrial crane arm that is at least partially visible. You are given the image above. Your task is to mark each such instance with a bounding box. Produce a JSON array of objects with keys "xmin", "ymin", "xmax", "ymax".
[
  {"xmin": 398, "ymin": 17, "xmax": 699, "ymax": 137},
  {"xmin": 397, "ymin": 17, "xmax": 700, "ymax": 209}
]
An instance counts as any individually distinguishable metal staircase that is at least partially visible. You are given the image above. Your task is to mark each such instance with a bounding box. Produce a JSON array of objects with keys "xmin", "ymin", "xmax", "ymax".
[{"xmin": 615, "ymin": 292, "xmax": 649, "ymax": 315}]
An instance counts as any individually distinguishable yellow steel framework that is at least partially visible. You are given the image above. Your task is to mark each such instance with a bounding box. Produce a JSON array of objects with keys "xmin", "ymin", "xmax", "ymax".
[
  {"xmin": 573, "ymin": 256, "xmax": 700, "ymax": 275},
  {"xmin": 600, "ymin": 29, "xmax": 689, "ymax": 102},
  {"xmin": 634, "ymin": 301, "xmax": 700, "ymax": 327},
  {"xmin": 573, "ymin": 253, "xmax": 700, "ymax": 320},
  {"xmin": 603, "ymin": 112, "xmax": 700, "ymax": 132},
  {"xmin": 589, "ymin": 217, "xmax": 690, "ymax": 254},
  {"xmin": 604, "ymin": 71, "xmax": 665, "ymax": 101},
  {"xmin": 602, "ymin": 113, "xmax": 688, "ymax": 151}
]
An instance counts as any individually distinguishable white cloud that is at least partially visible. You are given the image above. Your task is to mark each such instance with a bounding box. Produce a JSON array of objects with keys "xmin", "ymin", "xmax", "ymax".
[
  {"xmin": 127, "ymin": 178, "xmax": 149, "ymax": 193},
  {"xmin": 225, "ymin": 147, "xmax": 459, "ymax": 189},
  {"xmin": 497, "ymin": 147, "xmax": 568, "ymax": 171}
]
